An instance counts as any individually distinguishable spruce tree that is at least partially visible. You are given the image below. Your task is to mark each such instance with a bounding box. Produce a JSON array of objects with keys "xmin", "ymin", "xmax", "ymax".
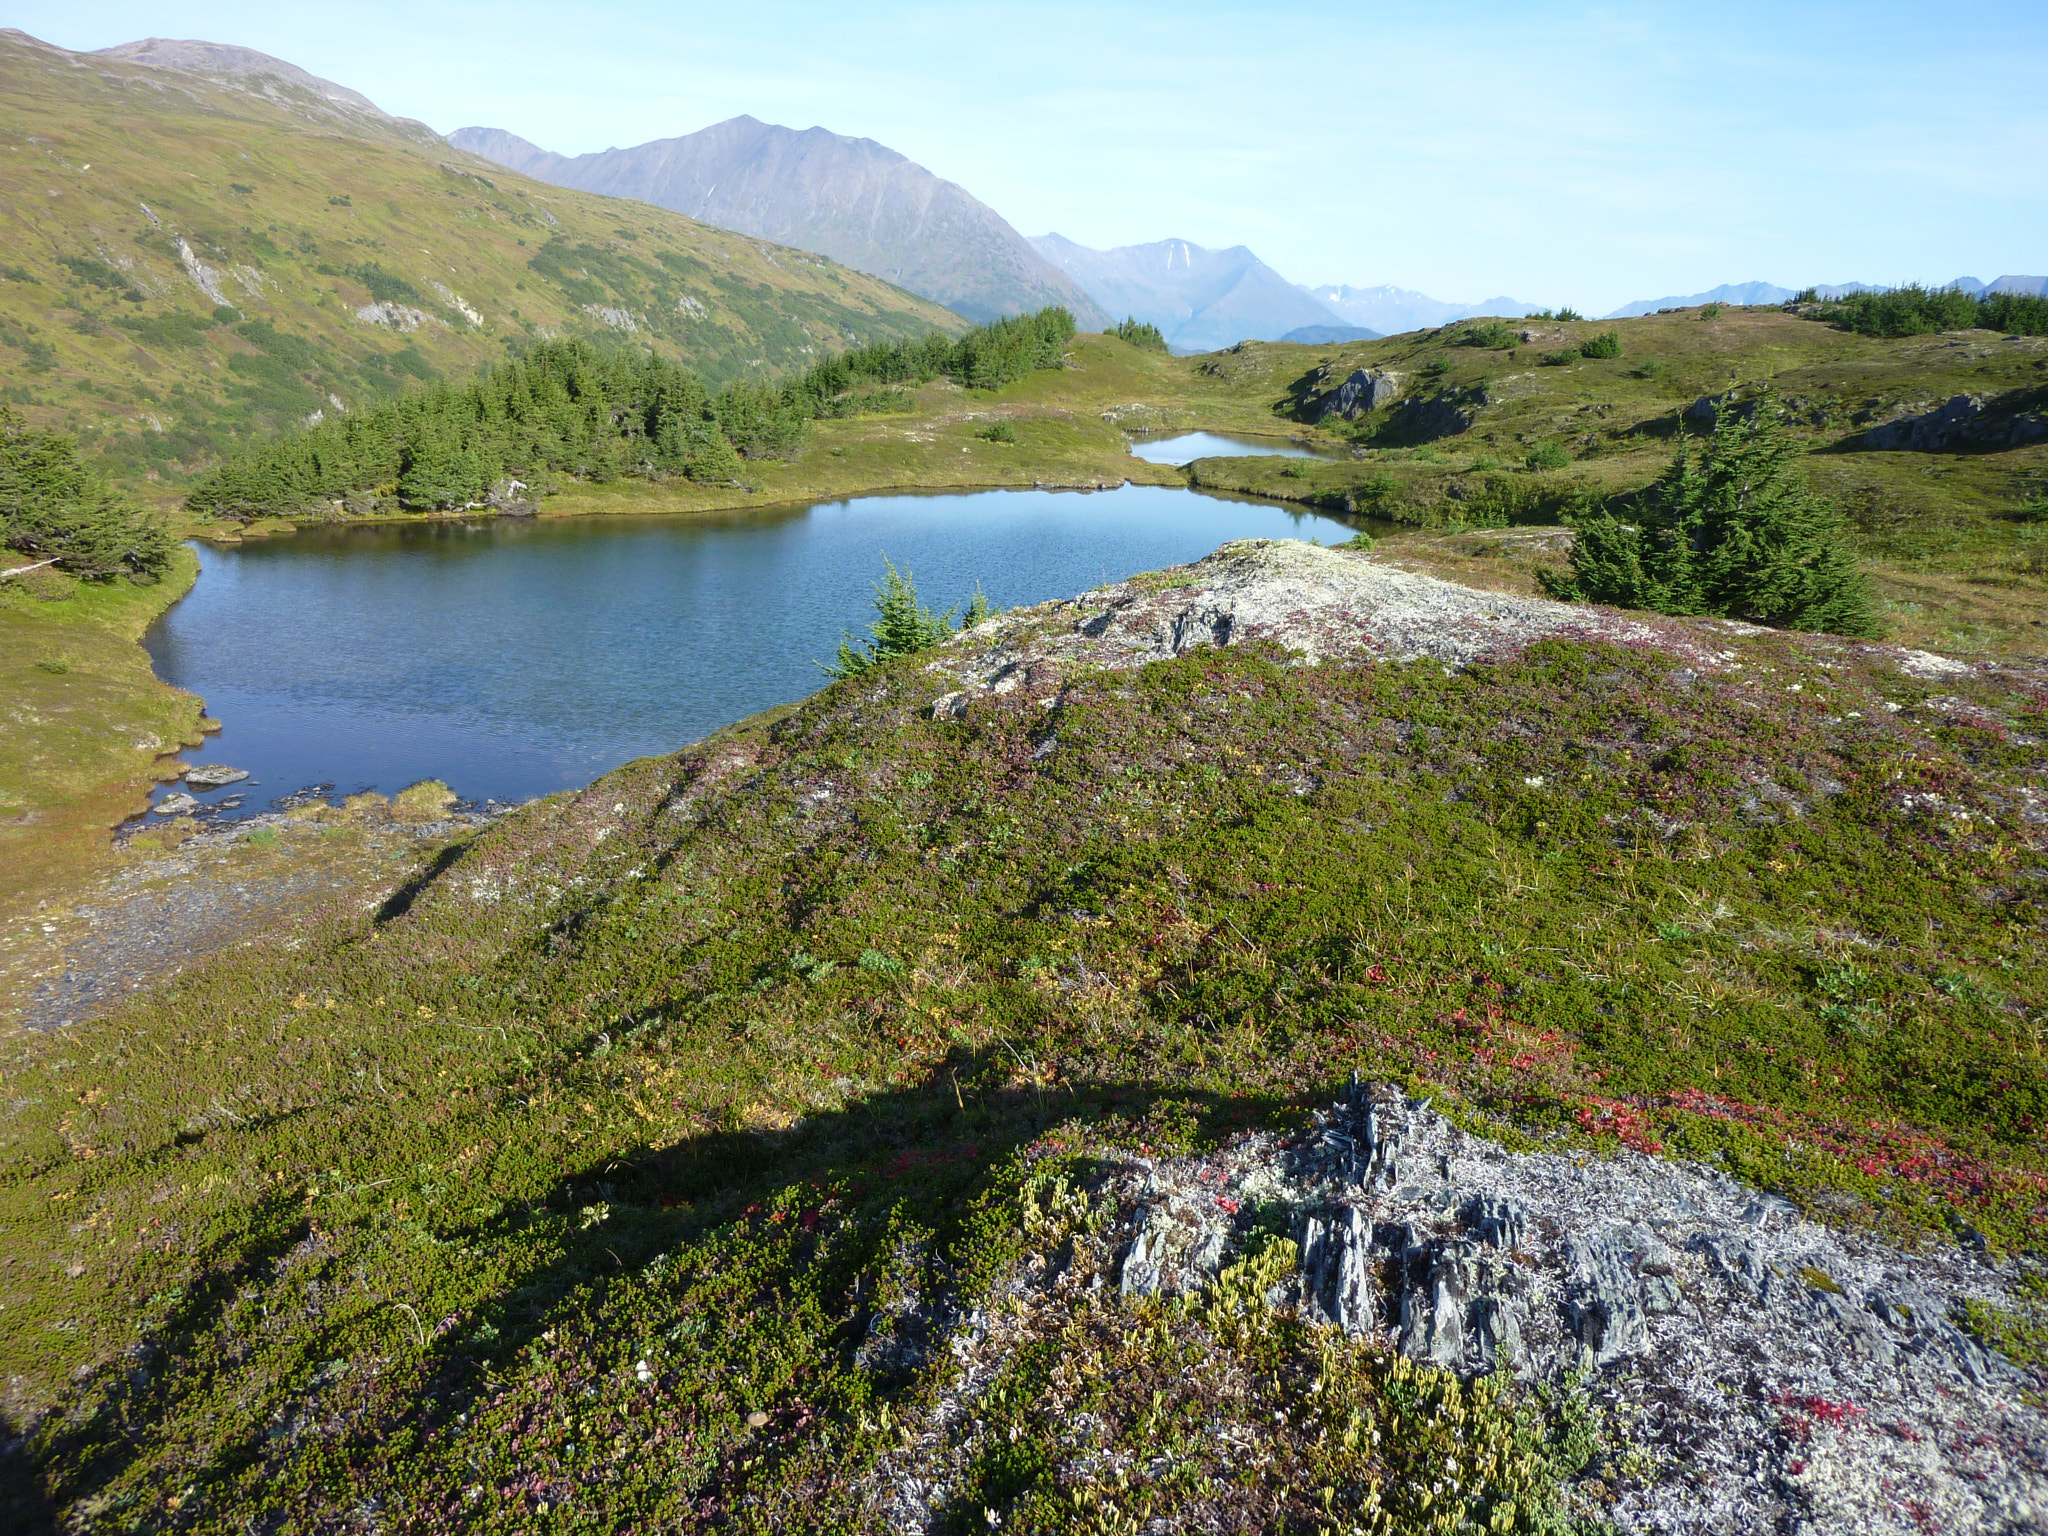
[
  {"xmin": 825, "ymin": 559, "xmax": 958, "ymax": 679},
  {"xmin": 1546, "ymin": 396, "xmax": 1876, "ymax": 636}
]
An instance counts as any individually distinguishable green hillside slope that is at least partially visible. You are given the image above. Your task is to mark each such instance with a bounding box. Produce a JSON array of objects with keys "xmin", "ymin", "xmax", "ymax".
[
  {"xmin": 0, "ymin": 30, "xmax": 959, "ymax": 491},
  {"xmin": 1154, "ymin": 306, "xmax": 2048, "ymax": 652},
  {"xmin": 1, "ymin": 549, "xmax": 2041, "ymax": 1528}
]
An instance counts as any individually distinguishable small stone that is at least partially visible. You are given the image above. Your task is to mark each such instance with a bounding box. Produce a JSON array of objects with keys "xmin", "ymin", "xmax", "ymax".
[
  {"xmin": 184, "ymin": 765, "xmax": 249, "ymax": 788},
  {"xmin": 154, "ymin": 793, "xmax": 198, "ymax": 815}
]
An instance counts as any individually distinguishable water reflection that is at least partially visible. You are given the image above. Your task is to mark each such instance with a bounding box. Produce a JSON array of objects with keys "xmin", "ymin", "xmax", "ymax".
[
  {"xmin": 1126, "ymin": 430, "xmax": 1348, "ymax": 466},
  {"xmin": 144, "ymin": 485, "xmax": 1356, "ymax": 816}
]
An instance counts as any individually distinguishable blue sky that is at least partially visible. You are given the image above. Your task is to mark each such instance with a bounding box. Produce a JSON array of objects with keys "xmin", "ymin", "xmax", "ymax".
[{"xmin": 18, "ymin": 2, "xmax": 2046, "ymax": 313}]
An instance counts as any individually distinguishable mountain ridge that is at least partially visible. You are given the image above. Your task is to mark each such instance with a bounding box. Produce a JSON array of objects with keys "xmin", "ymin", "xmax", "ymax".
[
  {"xmin": 448, "ymin": 120, "xmax": 1108, "ymax": 328},
  {"xmin": 1303, "ymin": 283, "xmax": 1540, "ymax": 335},
  {"xmin": 1605, "ymin": 275, "xmax": 2048, "ymax": 318},
  {"xmin": 1029, "ymin": 234, "xmax": 1341, "ymax": 352},
  {"xmin": 0, "ymin": 30, "xmax": 959, "ymax": 483}
]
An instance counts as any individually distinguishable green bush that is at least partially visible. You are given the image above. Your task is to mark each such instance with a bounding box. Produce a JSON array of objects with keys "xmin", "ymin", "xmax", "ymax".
[
  {"xmin": 1525, "ymin": 442, "xmax": 1570, "ymax": 471},
  {"xmin": 1111, "ymin": 316, "xmax": 1167, "ymax": 351},
  {"xmin": 975, "ymin": 420, "xmax": 1017, "ymax": 443},
  {"xmin": 1541, "ymin": 397, "xmax": 1876, "ymax": 635},
  {"xmin": 1460, "ymin": 321, "xmax": 1518, "ymax": 349},
  {"xmin": 0, "ymin": 408, "xmax": 176, "ymax": 580},
  {"xmin": 1540, "ymin": 349, "xmax": 1581, "ymax": 367},
  {"xmin": 1698, "ymin": 303, "xmax": 1722, "ymax": 320},
  {"xmin": 1978, "ymin": 292, "xmax": 2048, "ymax": 336},
  {"xmin": 1580, "ymin": 330, "xmax": 1623, "ymax": 359},
  {"xmin": 1809, "ymin": 285, "xmax": 2048, "ymax": 338}
]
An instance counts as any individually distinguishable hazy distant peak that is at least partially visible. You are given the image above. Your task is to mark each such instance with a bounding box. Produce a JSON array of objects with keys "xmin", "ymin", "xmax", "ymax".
[
  {"xmin": 1304, "ymin": 283, "xmax": 1539, "ymax": 335},
  {"xmin": 1030, "ymin": 234, "xmax": 1340, "ymax": 351},
  {"xmin": 447, "ymin": 126, "xmax": 564, "ymax": 179}
]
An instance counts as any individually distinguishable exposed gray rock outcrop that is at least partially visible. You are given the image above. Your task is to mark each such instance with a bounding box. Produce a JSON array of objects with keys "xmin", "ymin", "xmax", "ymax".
[
  {"xmin": 1094, "ymin": 1081, "xmax": 2046, "ymax": 1534},
  {"xmin": 1853, "ymin": 392, "xmax": 2048, "ymax": 452},
  {"xmin": 924, "ymin": 539, "xmax": 1664, "ymax": 719},
  {"xmin": 1318, "ymin": 367, "xmax": 1404, "ymax": 420}
]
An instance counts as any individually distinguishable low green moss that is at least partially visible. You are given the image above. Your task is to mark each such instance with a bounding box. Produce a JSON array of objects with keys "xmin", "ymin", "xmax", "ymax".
[{"xmin": 0, "ymin": 615, "xmax": 2041, "ymax": 1525}]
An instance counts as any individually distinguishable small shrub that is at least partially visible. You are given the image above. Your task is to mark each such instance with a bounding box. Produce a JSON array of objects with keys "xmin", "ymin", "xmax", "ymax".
[
  {"xmin": 1460, "ymin": 320, "xmax": 1518, "ymax": 349},
  {"xmin": 35, "ymin": 657, "xmax": 68, "ymax": 673},
  {"xmin": 1279, "ymin": 463, "xmax": 1310, "ymax": 479},
  {"xmin": 975, "ymin": 421, "xmax": 1016, "ymax": 444},
  {"xmin": 826, "ymin": 558, "xmax": 987, "ymax": 679},
  {"xmin": 1698, "ymin": 303, "xmax": 1722, "ymax": 320},
  {"xmin": 1420, "ymin": 354, "xmax": 1450, "ymax": 377},
  {"xmin": 1634, "ymin": 360, "xmax": 1665, "ymax": 380},
  {"xmin": 1790, "ymin": 287, "xmax": 1820, "ymax": 304},
  {"xmin": 1580, "ymin": 330, "xmax": 1623, "ymax": 359},
  {"xmin": 1525, "ymin": 442, "xmax": 1571, "ymax": 471},
  {"xmin": 1540, "ymin": 349, "xmax": 1581, "ymax": 367}
]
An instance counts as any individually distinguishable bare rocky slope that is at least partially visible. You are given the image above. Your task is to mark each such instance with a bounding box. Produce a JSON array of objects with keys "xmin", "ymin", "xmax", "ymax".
[{"xmin": 449, "ymin": 119, "xmax": 1110, "ymax": 328}]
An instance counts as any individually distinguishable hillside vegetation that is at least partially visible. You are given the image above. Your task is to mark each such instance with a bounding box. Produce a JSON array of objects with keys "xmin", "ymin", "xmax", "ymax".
[
  {"xmin": 1, "ymin": 545, "xmax": 2041, "ymax": 1529},
  {"xmin": 1170, "ymin": 305, "xmax": 2048, "ymax": 655},
  {"xmin": 186, "ymin": 309, "xmax": 1079, "ymax": 516},
  {"xmin": 0, "ymin": 30, "xmax": 957, "ymax": 492}
]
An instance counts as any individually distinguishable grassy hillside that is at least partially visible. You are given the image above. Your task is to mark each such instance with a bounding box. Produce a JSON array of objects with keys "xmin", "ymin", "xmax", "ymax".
[
  {"xmin": 0, "ymin": 554, "xmax": 206, "ymax": 914},
  {"xmin": 0, "ymin": 30, "xmax": 958, "ymax": 493},
  {"xmin": 0, "ymin": 550, "xmax": 2040, "ymax": 1528},
  {"xmin": 1155, "ymin": 307, "xmax": 2048, "ymax": 654}
]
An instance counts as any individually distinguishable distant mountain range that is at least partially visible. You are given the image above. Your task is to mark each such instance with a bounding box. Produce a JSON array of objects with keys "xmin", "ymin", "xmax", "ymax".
[
  {"xmin": 1278, "ymin": 324, "xmax": 1384, "ymax": 345},
  {"xmin": 1028, "ymin": 235, "xmax": 1347, "ymax": 352},
  {"xmin": 449, "ymin": 121, "xmax": 1107, "ymax": 328},
  {"xmin": 1604, "ymin": 276, "xmax": 2048, "ymax": 318},
  {"xmin": 1304, "ymin": 284, "xmax": 1541, "ymax": 335}
]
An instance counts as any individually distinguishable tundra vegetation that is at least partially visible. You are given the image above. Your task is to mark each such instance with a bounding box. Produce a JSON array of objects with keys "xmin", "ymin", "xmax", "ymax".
[{"xmin": 1, "ymin": 552, "xmax": 2042, "ymax": 1528}]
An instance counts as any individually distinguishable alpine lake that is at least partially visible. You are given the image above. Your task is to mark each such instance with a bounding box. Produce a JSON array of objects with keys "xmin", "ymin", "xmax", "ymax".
[{"xmin": 143, "ymin": 471, "xmax": 1357, "ymax": 820}]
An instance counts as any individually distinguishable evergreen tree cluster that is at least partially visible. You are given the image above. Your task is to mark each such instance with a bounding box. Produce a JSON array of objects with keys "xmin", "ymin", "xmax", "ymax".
[
  {"xmin": 1112, "ymin": 316, "xmax": 1169, "ymax": 351},
  {"xmin": 1816, "ymin": 284, "xmax": 2048, "ymax": 338},
  {"xmin": 1, "ymin": 408, "xmax": 175, "ymax": 581},
  {"xmin": 185, "ymin": 309, "xmax": 1078, "ymax": 520},
  {"xmin": 1542, "ymin": 400, "xmax": 1878, "ymax": 637}
]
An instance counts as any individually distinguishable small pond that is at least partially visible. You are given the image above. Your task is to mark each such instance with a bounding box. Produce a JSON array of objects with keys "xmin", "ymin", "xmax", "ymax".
[
  {"xmin": 1126, "ymin": 431, "xmax": 1349, "ymax": 467},
  {"xmin": 143, "ymin": 484, "xmax": 1356, "ymax": 818}
]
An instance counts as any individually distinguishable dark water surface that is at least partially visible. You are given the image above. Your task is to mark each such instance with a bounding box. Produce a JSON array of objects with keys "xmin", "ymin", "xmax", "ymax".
[
  {"xmin": 1125, "ymin": 430, "xmax": 1349, "ymax": 466},
  {"xmin": 144, "ymin": 485, "xmax": 1354, "ymax": 816}
]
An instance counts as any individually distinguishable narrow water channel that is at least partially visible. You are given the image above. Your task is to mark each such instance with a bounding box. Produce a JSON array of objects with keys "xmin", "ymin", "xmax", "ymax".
[{"xmin": 143, "ymin": 484, "xmax": 1356, "ymax": 817}]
